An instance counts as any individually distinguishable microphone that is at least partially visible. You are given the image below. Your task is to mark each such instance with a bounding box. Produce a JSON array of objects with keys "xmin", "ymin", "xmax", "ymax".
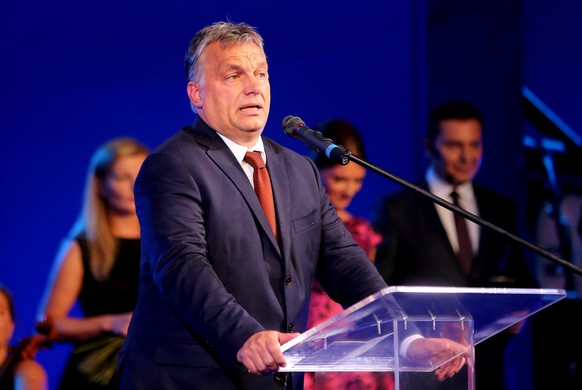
[{"xmin": 281, "ymin": 115, "xmax": 350, "ymax": 165}]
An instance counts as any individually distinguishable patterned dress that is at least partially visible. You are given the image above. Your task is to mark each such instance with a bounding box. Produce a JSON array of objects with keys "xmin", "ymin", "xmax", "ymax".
[{"xmin": 304, "ymin": 217, "xmax": 394, "ymax": 390}]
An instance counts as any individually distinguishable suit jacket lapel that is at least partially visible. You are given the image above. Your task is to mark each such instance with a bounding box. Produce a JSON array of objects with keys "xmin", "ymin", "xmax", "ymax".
[{"xmin": 189, "ymin": 120, "xmax": 282, "ymax": 255}]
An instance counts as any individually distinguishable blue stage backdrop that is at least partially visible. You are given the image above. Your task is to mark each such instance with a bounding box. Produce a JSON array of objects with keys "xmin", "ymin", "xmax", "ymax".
[{"xmin": 1, "ymin": 1, "xmax": 580, "ymax": 389}]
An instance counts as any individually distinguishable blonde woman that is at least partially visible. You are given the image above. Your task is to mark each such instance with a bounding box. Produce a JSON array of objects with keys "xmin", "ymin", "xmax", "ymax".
[{"xmin": 37, "ymin": 138, "xmax": 149, "ymax": 389}]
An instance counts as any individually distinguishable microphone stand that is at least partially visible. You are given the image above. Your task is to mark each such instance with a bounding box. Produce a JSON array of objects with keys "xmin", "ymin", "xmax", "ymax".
[{"xmin": 346, "ymin": 152, "xmax": 582, "ymax": 278}]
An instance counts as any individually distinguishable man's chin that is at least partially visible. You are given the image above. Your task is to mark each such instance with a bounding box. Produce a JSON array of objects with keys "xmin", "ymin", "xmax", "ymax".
[
  {"xmin": 453, "ymin": 178, "xmax": 473, "ymax": 186},
  {"xmin": 240, "ymin": 118, "xmax": 267, "ymax": 133},
  {"xmin": 239, "ymin": 110, "xmax": 268, "ymax": 122}
]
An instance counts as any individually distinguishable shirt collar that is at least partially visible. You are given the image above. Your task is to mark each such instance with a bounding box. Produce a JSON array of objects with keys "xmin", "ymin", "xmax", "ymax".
[
  {"xmin": 425, "ymin": 166, "xmax": 473, "ymax": 199},
  {"xmin": 216, "ymin": 133, "xmax": 267, "ymax": 165}
]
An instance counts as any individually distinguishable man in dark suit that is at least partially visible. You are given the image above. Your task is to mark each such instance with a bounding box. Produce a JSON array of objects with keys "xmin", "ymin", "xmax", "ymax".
[
  {"xmin": 115, "ymin": 22, "xmax": 467, "ymax": 390},
  {"xmin": 372, "ymin": 100, "xmax": 536, "ymax": 389}
]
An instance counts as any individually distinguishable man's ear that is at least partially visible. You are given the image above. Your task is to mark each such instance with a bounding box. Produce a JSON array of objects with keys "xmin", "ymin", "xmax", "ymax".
[
  {"xmin": 187, "ymin": 81, "xmax": 203, "ymax": 109},
  {"xmin": 425, "ymin": 140, "xmax": 444, "ymax": 163},
  {"xmin": 423, "ymin": 138, "xmax": 434, "ymax": 159}
]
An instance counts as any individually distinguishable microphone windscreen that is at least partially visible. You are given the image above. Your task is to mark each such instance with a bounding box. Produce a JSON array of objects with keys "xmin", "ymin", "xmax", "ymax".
[{"xmin": 281, "ymin": 116, "xmax": 304, "ymax": 136}]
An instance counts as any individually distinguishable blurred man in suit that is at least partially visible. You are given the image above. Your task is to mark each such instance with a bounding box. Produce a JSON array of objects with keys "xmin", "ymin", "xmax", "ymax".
[{"xmin": 372, "ymin": 100, "xmax": 536, "ymax": 389}]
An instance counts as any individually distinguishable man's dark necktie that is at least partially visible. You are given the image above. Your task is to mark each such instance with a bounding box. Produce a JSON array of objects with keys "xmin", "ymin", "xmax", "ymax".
[
  {"xmin": 451, "ymin": 190, "xmax": 472, "ymax": 274},
  {"xmin": 244, "ymin": 151, "xmax": 278, "ymax": 239}
]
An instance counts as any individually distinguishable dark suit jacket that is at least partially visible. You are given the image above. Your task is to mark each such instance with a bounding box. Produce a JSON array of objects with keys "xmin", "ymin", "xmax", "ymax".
[
  {"xmin": 371, "ymin": 180, "xmax": 536, "ymax": 389},
  {"xmin": 116, "ymin": 118, "xmax": 387, "ymax": 390},
  {"xmin": 372, "ymin": 180, "xmax": 535, "ymax": 288}
]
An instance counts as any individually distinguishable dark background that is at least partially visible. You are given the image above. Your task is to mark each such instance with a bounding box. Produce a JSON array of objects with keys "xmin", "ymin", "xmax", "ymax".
[{"xmin": 2, "ymin": 1, "xmax": 581, "ymax": 388}]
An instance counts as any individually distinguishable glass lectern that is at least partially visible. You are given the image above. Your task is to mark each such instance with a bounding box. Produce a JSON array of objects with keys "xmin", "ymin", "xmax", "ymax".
[{"xmin": 280, "ymin": 286, "xmax": 566, "ymax": 389}]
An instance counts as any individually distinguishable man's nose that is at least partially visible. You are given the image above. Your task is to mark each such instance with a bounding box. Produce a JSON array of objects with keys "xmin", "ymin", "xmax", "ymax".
[
  {"xmin": 459, "ymin": 147, "xmax": 470, "ymax": 161},
  {"xmin": 244, "ymin": 75, "xmax": 264, "ymax": 94}
]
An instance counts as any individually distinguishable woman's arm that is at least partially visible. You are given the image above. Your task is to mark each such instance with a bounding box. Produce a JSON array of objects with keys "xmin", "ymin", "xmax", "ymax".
[{"xmin": 38, "ymin": 240, "xmax": 131, "ymax": 341}]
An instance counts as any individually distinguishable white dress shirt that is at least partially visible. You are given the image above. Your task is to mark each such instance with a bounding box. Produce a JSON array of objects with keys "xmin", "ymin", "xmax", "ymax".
[
  {"xmin": 217, "ymin": 133, "xmax": 266, "ymax": 188},
  {"xmin": 425, "ymin": 167, "xmax": 480, "ymax": 254}
]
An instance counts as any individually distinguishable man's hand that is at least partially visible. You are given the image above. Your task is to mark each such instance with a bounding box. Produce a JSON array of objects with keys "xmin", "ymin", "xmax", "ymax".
[
  {"xmin": 236, "ymin": 331, "xmax": 300, "ymax": 376},
  {"xmin": 407, "ymin": 337, "xmax": 470, "ymax": 382}
]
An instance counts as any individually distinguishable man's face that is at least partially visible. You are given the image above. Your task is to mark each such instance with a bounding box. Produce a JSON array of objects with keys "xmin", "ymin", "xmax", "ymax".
[
  {"xmin": 428, "ymin": 118, "xmax": 483, "ymax": 185},
  {"xmin": 187, "ymin": 41, "xmax": 270, "ymax": 147}
]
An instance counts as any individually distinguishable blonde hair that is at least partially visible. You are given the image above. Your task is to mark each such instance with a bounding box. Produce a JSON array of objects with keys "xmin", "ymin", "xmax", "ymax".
[{"xmin": 69, "ymin": 137, "xmax": 149, "ymax": 281}]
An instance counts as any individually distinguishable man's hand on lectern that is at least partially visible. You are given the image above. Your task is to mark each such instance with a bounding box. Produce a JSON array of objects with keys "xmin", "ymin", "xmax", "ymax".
[{"xmin": 407, "ymin": 337, "xmax": 470, "ymax": 382}]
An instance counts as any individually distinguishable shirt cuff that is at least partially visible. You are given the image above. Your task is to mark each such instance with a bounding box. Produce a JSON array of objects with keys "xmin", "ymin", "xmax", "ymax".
[{"xmin": 400, "ymin": 334, "xmax": 424, "ymax": 358}]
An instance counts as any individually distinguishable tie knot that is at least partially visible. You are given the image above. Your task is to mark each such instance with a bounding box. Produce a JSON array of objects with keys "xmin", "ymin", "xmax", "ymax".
[
  {"xmin": 450, "ymin": 190, "xmax": 460, "ymax": 203},
  {"xmin": 244, "ymin": 151, "xmax": 265, "ymax": 170}
]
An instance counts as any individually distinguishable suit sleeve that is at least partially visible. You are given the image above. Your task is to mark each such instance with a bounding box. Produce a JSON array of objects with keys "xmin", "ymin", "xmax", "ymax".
[{"xmin": 135, "ymin": 151, "xmax": 263, "ymax": 364}]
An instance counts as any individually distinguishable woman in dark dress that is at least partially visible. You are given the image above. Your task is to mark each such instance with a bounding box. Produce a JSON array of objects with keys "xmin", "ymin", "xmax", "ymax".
[{"xmin": 37, "ymin": 138, "xmax": 149, "ymax": 389}]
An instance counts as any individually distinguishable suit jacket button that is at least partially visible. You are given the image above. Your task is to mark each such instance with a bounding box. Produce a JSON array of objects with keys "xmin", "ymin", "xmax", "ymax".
[
  {"xmin": 287, "ymin": 323, "xmax": 294, "ymax": 332},
  {"xmin": 273, "ymin": 372, "xmax": 287, "ymax": 384},
  {"xmin": 284, "ymin": 275, "xmax": 292, "ymax": 285}
]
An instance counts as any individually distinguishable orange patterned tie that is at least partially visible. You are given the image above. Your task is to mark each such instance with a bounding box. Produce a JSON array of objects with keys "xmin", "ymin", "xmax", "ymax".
[
  {"xmin": 451, "ymin": 190, "xmax": 473, "ymax": 274},
  {"xmin": 244, "ymin": 151, "xmax": 278, "ymax": 239}
]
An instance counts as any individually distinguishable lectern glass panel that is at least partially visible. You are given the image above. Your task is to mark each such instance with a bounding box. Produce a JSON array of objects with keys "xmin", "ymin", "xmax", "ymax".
[{"xmin": 280, "ymin": 286, "xmax": 565, "ymax": 388}]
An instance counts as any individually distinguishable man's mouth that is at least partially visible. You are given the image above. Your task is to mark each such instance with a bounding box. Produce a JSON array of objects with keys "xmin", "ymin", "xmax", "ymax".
[{"xmin": 240, "ymin": 104, "xmax": 262, "ymax": 112}]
